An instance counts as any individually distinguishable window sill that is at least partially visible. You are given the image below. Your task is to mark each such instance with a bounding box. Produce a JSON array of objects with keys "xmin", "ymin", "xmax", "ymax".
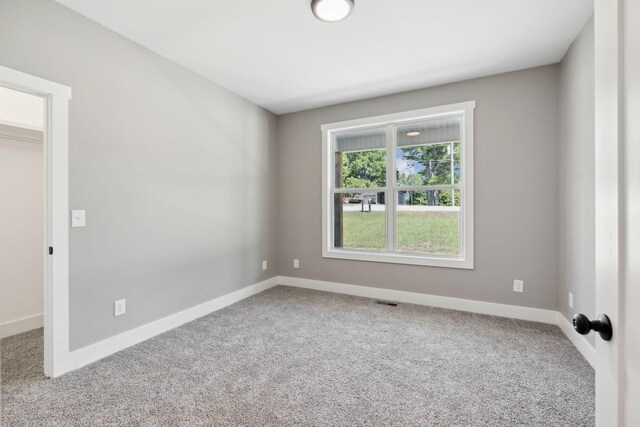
[{"xmin": 323, "ymin": 248, "xmax": 474, "ymax": 269}]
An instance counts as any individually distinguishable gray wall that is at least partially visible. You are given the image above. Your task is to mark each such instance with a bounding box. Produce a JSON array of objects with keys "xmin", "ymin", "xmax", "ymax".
[
  {"xmin": 0, "ymin": 0, "xmax": 588, "ymax": 352},
  {"xmin": 0, "ymin": 0, "xmax": 278, "ymax": 350},
  {"xmin": 277, "ymin": 65, "xmax": 560, "ymax": 310},
  {"xmin": 558, "ymin": 18, "xmax": 595, "ymax": 345}
]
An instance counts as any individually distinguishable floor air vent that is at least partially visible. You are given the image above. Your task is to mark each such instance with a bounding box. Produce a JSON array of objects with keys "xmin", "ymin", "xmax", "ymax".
[{"xmin": 376, "ymin": 300, "xmax": 398, "ymax": 307}]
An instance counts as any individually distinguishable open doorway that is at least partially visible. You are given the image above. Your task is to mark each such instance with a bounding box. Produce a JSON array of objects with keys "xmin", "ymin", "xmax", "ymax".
[
  {"xmin": 0, "ymin": 87, "xmax": 45, "ymax": 346},
  {"xmin": 0, "ymin": 65, "xmax": 71, "ymax": 378}
]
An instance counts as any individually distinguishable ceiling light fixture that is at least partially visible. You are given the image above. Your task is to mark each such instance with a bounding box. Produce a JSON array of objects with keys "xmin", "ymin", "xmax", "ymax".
[
  {"xmin": 311, "ymin": 0, "xmax": 354, "ymax": 23},
  {"xmin": 407, "ymin": 131, "xmax": 421, "ymax": 137}
]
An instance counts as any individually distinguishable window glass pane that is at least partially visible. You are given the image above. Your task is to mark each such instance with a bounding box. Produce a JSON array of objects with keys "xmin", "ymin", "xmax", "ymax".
[
  {"xmin": 396, "ymin": 118, "xmax": 460, "ymax": 186},
  {"xmin": 333, "ymin": 193, "xmax": 386, "ymax": 251},
  {"xmin": 335, "ymin": 127, "xmax": 386, "ymax": 188},
  {"xmin": 395, "ymin": 190, "xmax": 461, "ymax": 255}
]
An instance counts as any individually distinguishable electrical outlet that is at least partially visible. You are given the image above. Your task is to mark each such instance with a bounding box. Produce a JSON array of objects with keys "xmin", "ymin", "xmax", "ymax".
[
  {"xmin": 293, "ymin": 259, "xmax": 300, "ymax": 269},
  {"xmin": 569, "ymin": 292, "xmax": 574, "ymax": 308},
  {"xmin": 513, "ymin": 280, "xmax": 524, "ymax": 293},
  {"xmin": 262, "ymin": 260, "xmax": 267, "ymax": 271},
  {"xmin": 114, "ymin": 299, "xmax": 126, "ymax": 317}
]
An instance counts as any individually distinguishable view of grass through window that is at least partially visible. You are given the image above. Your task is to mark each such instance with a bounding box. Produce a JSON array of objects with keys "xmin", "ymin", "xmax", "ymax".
[
  {"xmin": 333, "ymin": 117, "xmax": 463, "ymax": 257},
  {"xmin": 339, "ymin": 198, "xmax": 460, "ymax": 254},
  {"xmin": 342, "ymin": 211, "xmax": 460, "ymax": 254},
  {"xmin": 342, "ymin": 207, "xmax": 385, "ymax": 250}
]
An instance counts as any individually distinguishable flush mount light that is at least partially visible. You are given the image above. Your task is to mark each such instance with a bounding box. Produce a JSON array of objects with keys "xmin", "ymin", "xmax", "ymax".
[
  {"xmin": 311, "ymin": 0, "xmax": 354, "ymax": 23},
  {"xmin": 407, "ymin": 131, "xmax": 421, "ymax": 137}
]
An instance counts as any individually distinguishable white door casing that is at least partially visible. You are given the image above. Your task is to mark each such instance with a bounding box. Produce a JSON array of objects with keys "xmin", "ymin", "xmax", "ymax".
[{"xmin": 0, "ymin": 65, "xmax": 71, "ymax": 378}]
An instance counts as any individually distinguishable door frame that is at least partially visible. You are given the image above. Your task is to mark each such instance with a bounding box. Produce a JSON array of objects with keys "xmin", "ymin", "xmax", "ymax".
[
  {"xmin": 592, "ymin": 0, "xmax": 638, "ymax": 424},
  {"xmin": 0, "ymin": 65, "xmax": 71, "ymax": 378}
]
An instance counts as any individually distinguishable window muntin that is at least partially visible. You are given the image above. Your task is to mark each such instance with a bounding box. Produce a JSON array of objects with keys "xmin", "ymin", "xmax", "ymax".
[{"xmin": 322, "ymin": 102, "xmax": 474, "ymax": 269}]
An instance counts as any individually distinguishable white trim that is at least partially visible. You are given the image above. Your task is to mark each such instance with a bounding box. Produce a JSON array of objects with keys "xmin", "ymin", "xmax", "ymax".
[
  {"xmin": 322, "ymin": 249, "xmax": 473, "ymax": 269},
  {"xmin": 461, "ymin": 103, "xmax": 474, "ymax": 268},
  {"xmin": 0, "ymin": 66, "xmax": 71, "ymax": 98},
  {"xmin": 50, "ymin": 275, "xmax": 594, "ymax": 377},
  {"xmin": 0, "ymin": 118, "xmax": 43, "ymax": 131},
  {"xmin": 556, "ymin": 312, "xmax": 596, "ymax": 368},
  {"xmin": 0, "ymin": 65, "xmax": 72, "ymax": 378},
  {"xmin": 277, "ymin": 276, "xmax": 597, "ymax": 367},
  {"xmin": 321, "ymin": 101, "xmax": 475, "ymax": 269},
  {"xmin": 277, "ymin": 276, "xmax": 556, "ymax": 324},
  {"xmin": 0, "ymin": 123, "xmax": 43, "ymax": 144},
  {"xmin": 0, "ymin": 120, "xmax": 43, "ymax": 139},
  {"xmin": 60, "ymin": 277, "xmax": 279, "ymax": 375},
  {"xmin": 386, "ymin": 123, "xmax": 396, "ymax": 253},
  {"xmin": 0, "ymin": 314, "xmax": 44, "ymax": 339}
]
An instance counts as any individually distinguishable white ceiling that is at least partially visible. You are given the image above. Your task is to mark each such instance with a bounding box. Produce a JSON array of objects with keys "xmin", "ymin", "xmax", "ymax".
[{"xmin": 54, "ymin": 0, "xmax": 593, "ymax": 115}]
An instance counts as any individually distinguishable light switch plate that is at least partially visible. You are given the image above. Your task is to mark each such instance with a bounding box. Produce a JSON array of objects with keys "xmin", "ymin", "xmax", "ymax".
[
  {"xmin": 513, "ymin": 280, "xmax": 524, "ymax": 293},
  {"xmin": 71, "ymin": 210, "xmax": 86, "ymax": 228},
  {"xmin": 293, "ymin": 259, "xmax": 300, "ymax": 269},
  {"xmin": 262, "ymin": 260, "xmax": 267, "ymax": 271}
]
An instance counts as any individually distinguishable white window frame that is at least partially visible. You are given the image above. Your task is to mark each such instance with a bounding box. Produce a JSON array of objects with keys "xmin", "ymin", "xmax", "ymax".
[{"xmin": 321, "ymin": 101, "xmax": 475, "ymax": 269}]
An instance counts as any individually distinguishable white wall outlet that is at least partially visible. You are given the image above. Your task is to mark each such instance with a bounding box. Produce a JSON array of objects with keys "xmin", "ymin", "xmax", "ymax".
[
  {"xmin": 262, "ymin": 260, "xmax": 267, "ymax": 271},
  {"xmin": 293, "ymin": 259, "xmax": 300, "ymax": 269},
  {"xmin": 71, "ymin": 210, "xmax": 86, "ymax": 228},
  {"xmin": 114, "ymin": 299, "xmax": 126, "ymax": 317},
  {"xmin": 513, "ymin": 280, "xmax": 524, "ymax": 293},
  {"xmin": 569, "ymin": 292, "xmax": 574, "ymax": 309}
]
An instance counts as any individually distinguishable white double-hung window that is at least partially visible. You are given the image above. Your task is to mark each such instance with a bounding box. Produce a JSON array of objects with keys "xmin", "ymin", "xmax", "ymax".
[{"xmin": 321, "ymin": 101, "xmax": 475, "ymax": 269}]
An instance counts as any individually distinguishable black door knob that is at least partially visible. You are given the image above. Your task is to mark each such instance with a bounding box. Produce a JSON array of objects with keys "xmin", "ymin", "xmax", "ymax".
[{"xmin": 572, "ymin": 313, "xmax": 613, "ymax": 341}]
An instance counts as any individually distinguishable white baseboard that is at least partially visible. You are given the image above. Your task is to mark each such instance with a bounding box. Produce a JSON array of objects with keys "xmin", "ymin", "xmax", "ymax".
[
  {"xmin": 277, "ymin": 276, "xmax": 558, "ymax": 324},
  {"xmin": 277, "ymin": 276, "xmax": 596, "ymax": 368},
  {"xmin": 0, "ymin": 313, "xmax": 43, "ymax": 339},
  {"xmin": 56, "ymin": 275, "xmax": 594, "ymax": 376},
  {"xmin": 62, "ymin": 277, "xmax": 279, "ymax": 374},
  {"xmin": 557, "ymin": 312, "xmax": 596, "ymax": 368}
]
